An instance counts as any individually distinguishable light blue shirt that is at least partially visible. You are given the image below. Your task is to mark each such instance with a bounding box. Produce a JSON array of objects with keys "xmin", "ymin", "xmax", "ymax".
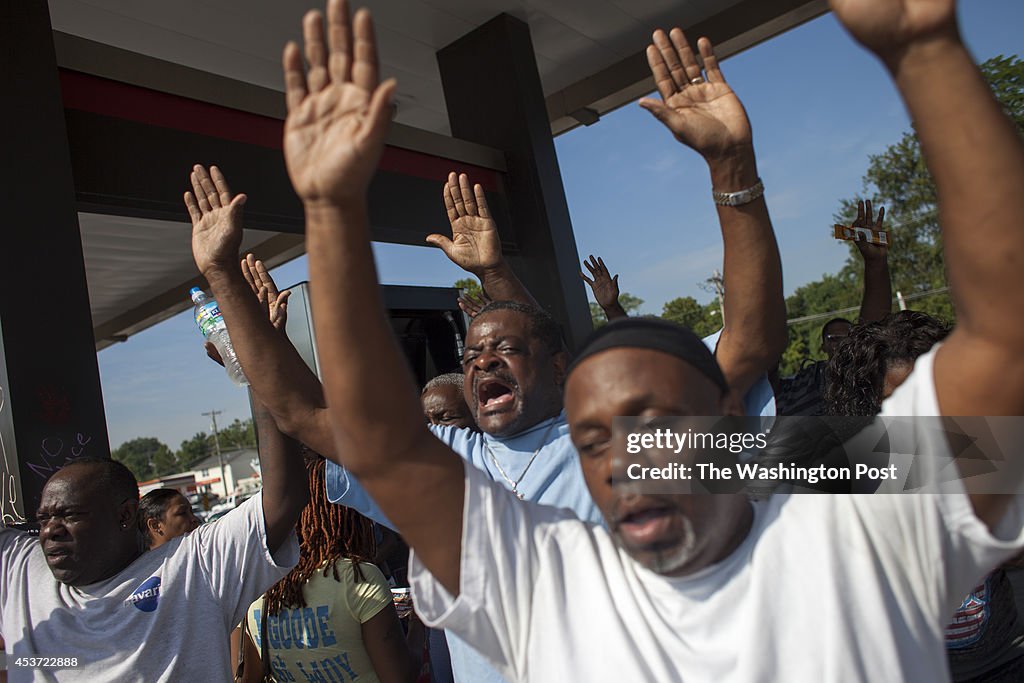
[
  {"xmin": 325, "ymin": 412, "xmax": 599, "ymax": 529},
  {"xmin": 703, "ymin": 328, "xmax": 776, "ymax": 418},
  {"xmin": 325, "ymin": 331, "xmax": 774, "ymax": 683}
]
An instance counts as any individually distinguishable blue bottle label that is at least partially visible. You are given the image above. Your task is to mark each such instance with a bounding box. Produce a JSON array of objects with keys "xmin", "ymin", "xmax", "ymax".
[{"xmin": 195, "ymin": 302, "xmax": 223, "ymax": 338}]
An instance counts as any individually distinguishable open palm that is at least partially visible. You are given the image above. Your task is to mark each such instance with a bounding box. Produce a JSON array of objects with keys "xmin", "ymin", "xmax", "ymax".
[
  {"xmin": 446, "ymin": 216, "xmax": 501, "ymax": 270},
  {"xmin": 241, "ymin": 254, "xmax": 292, "ymax": 331},
  {"xmin": 640, "ymin": 30, "xmax": 752, "ymax": 159},
  {"xmin": 282, "ymin": 1, "xmax": 395, "ymax": 205},
  {"xmin": 185, "ymin": 165, "xmax": 245, "ymax": 275},
  {"xmin": 580, "ymin": 255, "xmax": 620, "ymax": 310},
  {"xmin": 285, "ymin": 85, "xmax": 384, "ymax": 203},
  {"xmin": 852, "ymin": 199, "xmax": 889, "ymax": 261},
  {"xmin": 658, "ymin": 83, "xmax": 751, "ymax": 157},
  {"xmin": 427, "ymin": 172, "xmax": 502, "ymax": 274}
]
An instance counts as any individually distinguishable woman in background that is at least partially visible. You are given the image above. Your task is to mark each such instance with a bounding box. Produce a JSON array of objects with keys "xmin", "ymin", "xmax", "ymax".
[
  {"xmin": 138, "ymin": 489, "xmax": 201, "ymax": 549},
  {"xmin": 242, "ymin": 457, "xmax": 422, "ymax": 683}
]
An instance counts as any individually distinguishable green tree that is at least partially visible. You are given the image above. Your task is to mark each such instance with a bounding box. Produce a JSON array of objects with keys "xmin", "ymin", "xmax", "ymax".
[
  {"xmin": 177, "ymin": 432, "xmax": 212, "ymax": 470},
  {"xmin": 660, "ymin": 296, "xmax": 720, "ymax": 338},
  {"xmin": 780, "ymin": 328, "xmax": 812, "ymax": 378},
  {"xmin": 454, "ymin": 277, "xmax": 482, "ymax": 299},
  {"xmin": 839, "ymin": 54, "xmax": 1023, "ymax": 324},
  {"xmin": 151, "ymin": 447, "xmax": 180, "ymax": 477},
  {"xmin": 781, "ymin": 272, "xmax": 861, "ymax": 374},
  {"xmin": 217, "ymin": 418, "xmax": 256, "ymax": 450},
  {"xmin": 590, "ymin": 292, "xmax": 643, "ymax": 327},
  {"xmin": 176, "ymin": 418, "xmax": 255, "ymax": 470},
  {"xmin": 112, "ymin": 437, "xmax": 176, "ymax": 482},
  {"xmin": 780, "ymin": 55, "xmax": 1023, "ymax": 375}
]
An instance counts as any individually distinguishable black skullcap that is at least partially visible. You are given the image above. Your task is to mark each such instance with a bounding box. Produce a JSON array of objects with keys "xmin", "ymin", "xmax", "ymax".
[{"xmin": 567, "ymin": 317, "xmax": 728, "ymax": 394}]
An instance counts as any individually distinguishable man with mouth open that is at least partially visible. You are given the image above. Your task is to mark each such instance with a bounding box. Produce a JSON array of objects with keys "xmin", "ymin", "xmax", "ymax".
[
  {"xmin": 191, "ymin": 1, "xmax": 783, "ymax": 676},
  {"xmin": 284, "ymin": 0, "xmax": 1024, "ymax": 679}
]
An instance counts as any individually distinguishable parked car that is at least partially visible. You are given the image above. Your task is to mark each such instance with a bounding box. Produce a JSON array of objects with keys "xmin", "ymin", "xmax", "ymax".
[
  {"xmin": 203, "ymin": 509, "xmax": 232, "ymax": 523},
  {"xmin": 206, "ymin": 491, "xmax": 256, "ymax": 517}
]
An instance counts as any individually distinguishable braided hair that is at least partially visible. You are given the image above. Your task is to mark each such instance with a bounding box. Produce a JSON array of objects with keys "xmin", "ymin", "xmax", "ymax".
[
  {"xmin": 824, "ymin": 310, "xmax": 950, "ymax": 416},
  {"xmin": 263, "ymin": 457, "xmax": 378, "ymax": 616}
]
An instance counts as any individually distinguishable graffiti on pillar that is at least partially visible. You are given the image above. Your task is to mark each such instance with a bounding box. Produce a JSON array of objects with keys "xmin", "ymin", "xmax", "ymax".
[
  {"xmin": 27, "ymin": 433, "xmax": 93, "ymax": 480},
  {"xmin": 0, "ymin": 385, "xmax": 26, "ymax": 525}
]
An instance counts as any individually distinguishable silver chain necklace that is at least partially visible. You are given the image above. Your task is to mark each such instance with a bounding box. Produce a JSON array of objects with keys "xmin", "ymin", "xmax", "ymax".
[{"xmin": 484, "ymin": 419, "xmax": 557, "ymax": 500}]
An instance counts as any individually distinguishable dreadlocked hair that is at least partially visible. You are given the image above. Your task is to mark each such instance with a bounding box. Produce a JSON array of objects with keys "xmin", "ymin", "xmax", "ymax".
[
  {"xmin": 263, "ymin": 457, "xmax": 378, "ymax": 616},
  {"xmin": 824, "ymin": 310, "xmax": 950, "ymax": 416}
]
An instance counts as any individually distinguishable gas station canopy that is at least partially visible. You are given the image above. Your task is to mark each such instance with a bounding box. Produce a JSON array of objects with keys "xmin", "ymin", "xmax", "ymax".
[
  {"xmin": 1, "ymin": 0, "xmax": 826, "ymax": 520},
  {"xmin": 47, "ymin": 0, "xmax": 827, "ymax": 348}
]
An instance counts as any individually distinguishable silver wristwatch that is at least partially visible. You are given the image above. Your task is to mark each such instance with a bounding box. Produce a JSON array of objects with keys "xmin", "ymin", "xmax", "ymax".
[{"xmin": 712, "ymin": 179, "xmax": 765, "ymax": 207}]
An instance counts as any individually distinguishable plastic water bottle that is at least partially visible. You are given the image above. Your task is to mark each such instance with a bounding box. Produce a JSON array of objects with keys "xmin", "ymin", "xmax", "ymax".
[{"xmin": 189, "ymin": 287, "xmax": 249, "ymax": 387}]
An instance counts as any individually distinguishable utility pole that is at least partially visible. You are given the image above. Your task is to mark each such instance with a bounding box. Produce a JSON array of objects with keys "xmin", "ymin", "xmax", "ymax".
[
  {"xmin": 696, "ymin": 270, "xmax": 729, "ymax": 323},
  {"xmin": 698, "ymin": 270, "xmax": 726, "ymax": 324},
  {"xmin": 710, "ymin": 269, "xmax": 725, "ymax": 325},
  {"xmin": 201, "ymin": 410, "xmax": 227, "ymax": 499}
]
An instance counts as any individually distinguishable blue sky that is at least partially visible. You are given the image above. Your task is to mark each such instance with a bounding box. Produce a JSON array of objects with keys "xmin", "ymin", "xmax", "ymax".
[{"xmin": 97, "ymin": 0, "xmax": 1024, "ymax": 451}]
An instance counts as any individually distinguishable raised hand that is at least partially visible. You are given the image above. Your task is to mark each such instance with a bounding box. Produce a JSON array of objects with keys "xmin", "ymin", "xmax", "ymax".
[
  {"xmin": 204, "ymin": 342, "xmax": 226, "ymax": 367},
  {"xmin": 241, "ymin": 254, "xmax": 292, "ymax": 331},
  {"xmin": 282, "ymin": 0, "xmax": 396, "ymax": 206},
  {"xmin": 830, "ymin": 0, "xmax": 958, "ymax": 62},
  {"xmin": 457, "ymin": 290, "xmax": 492, "ymax": 319},
  {"xmin": 852, "ymin": 200, "xmax": 889, "ymax": 261},
  {"xmin": 850, "ymin": 199, "xmax": 893, "ymax": 323},
  {"xmin": 203, "ymin": 265, "xmax": 289, "ymax": 368},
  {"xmin": 638, "ymin": 30, "xmax": 752, "ymax": 161},
  {"xmin": 580, "ymin": 256, "xmax": 621, "ymax": 311},
  {"xmin": 185, "ymin": 165, "xmax": 246, "ymax": 276},
  {"xmin": 426, "ymin": 172, "xmax": 503, "ymax": 276}
]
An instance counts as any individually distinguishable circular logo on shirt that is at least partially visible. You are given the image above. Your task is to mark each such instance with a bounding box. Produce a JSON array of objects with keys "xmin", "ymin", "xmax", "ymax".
[{"xmin": 126, "ymin": 576, "xmax": 161, "ymax": 612}]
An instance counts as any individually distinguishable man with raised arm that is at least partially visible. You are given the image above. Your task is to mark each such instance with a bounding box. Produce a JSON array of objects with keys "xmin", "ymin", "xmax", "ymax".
[
  {"xmin": 578, "ymin": 251, "xmax": 779, "ymax": 417},
  {"xmin": 0, "ymin": 401, "xmax": 304, "ymax": 681},
  {"xmin": 186, "ymin": 14, "xmax": 783, "ymax": 525},
  {"xmin": 190, "ymin": 161, "xmax": 598, "ymax": 681},
  {"xmin": 427, "ymin": 171, "xmax": 539, "ymax": 308},
  {"xmin": 287, "ymin": 0, "xmax": 1024, "ymax": 680},
  {"xmin": 189, "ymin": 2, "xmax": 784, "ymax": 678}
]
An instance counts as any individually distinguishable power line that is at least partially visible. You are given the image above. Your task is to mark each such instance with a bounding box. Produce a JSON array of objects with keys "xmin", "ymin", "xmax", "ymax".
[{"xmin": 786, "ymin": 286, "xmax": 950, "ymax": 326}]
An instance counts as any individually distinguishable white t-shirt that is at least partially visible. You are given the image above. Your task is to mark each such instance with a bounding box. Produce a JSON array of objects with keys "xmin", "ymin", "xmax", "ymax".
[
  {"xmin": 409, "ymin": 347, "xmax": 1024, "ymax": 682},
  {"xmin": 0, "ymin": 493, "xmax": 299, "ymax": 682}
]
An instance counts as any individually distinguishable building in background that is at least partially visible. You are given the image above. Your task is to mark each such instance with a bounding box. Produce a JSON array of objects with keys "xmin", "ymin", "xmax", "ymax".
[
  {"xmin": 186, "ymin": 447, "xmax": 261, "ymax": 500},
  {"xmin": 137, "ymin": 446, "xmax": 261, "ymax": 501}
]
